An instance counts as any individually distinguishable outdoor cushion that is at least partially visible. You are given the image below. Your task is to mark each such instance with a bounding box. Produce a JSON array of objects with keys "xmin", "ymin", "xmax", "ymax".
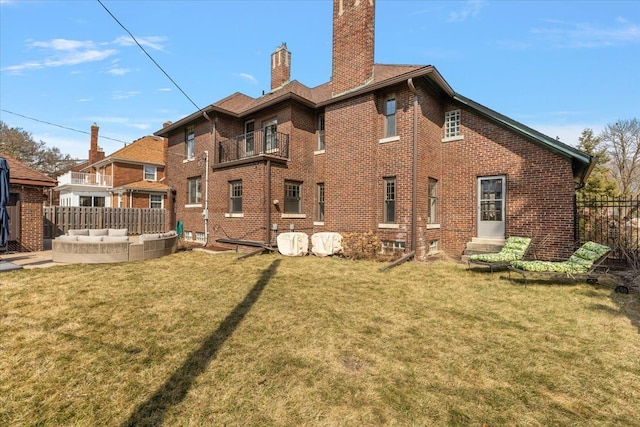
[
  {"xmin": 510, "ymin": 241, "xmax": 610, "ymax": 273},
  {"xmin": 68, "ymin": 229, "xmax": 90, "ymax": 236},
  {"xmin": 77, "ymin": 235, "xmax": 104, "ymax": 243},
  {"xmin": 108, "ymin": 228, "xmax": 128, "ymax": 237},
  {"xmin": 56, "ymin": 235, "xmax": 78, "ymax": 242},
  {"xmin": 468, "ymin": 236, "xmax": 531, "ymax": 263},
  {"xmin": 89, "ymin": 228, "xmax": 109, "ymax": 236},
  {"xmin": 103, "ymin": 236, "xmax": 129, "ymax": 243},
  {"xmin": 140, "ymin": 233, "xmax": 161, "ymax": 241}
]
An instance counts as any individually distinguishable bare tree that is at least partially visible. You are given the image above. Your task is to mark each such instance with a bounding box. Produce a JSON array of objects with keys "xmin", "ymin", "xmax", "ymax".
[
  {"xmin": 0, "ymin": 121, "xmax": 78, "ymax": 178},
  {"xmin": 600, "ymin": 118, "xmax": 640, "ymax": 196}
]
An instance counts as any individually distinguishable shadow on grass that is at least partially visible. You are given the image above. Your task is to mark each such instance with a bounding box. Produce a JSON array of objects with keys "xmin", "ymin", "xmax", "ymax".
[{"xmin": 122, "ymin": 259, "xmax": 281, "ymax": 426}]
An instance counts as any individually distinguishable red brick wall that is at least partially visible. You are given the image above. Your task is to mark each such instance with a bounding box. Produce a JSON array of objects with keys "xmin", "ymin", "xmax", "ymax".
[
  {"xmin": 332, "ymin": 0, "xmax": 375, "ymax": 96},
  {"xmin": 10, "ymin": 186, "xmax": 46, "ymax": 252},
  {"xmin": 164, "ymin": 85, "xmax": 579, "ymax": 259},
  {"xmin": 440, "ymin": 103, "xmax": 576, "ymax": 259}
]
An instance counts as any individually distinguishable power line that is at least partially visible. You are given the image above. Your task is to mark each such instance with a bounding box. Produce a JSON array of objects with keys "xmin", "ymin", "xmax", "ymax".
[
  {"xmin": 1, "ymin": 108, "xmax": 130, "ymax": 144},
  {"xmin": 96, "ymin": 0, "xmax": 203, "ymax": 113}
]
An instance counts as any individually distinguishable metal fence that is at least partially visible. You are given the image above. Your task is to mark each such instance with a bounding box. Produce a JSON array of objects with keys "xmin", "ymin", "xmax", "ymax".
[
  {"xmin": 575, "ymin": 195, "xmax": 640, "ymax": 264},
  {"xmin": 44, "ymin": 206, "xmax": 167, "ymax": 238}
]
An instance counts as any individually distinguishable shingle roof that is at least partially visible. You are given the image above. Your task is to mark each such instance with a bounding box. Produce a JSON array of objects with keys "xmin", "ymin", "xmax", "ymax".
[
  {"xmin": 95, "ymin": 135, "xmax": 165, "ymax": 167},
  {"xmin": 0, "ymin": 152, "xmax": 57, "ymax": 187},
  {"xmin": 112, "ymin": 179, "xmax": 170, "ymax": 192}
]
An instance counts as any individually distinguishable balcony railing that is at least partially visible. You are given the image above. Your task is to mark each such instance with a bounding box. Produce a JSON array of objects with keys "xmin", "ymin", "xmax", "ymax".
[
  {"xmin": 217, "ymin": 130, "xmax": 289, "ymax": 164},
  {"xmin": 57, "ymin": 171, "xmax": 112, "ymax": 187}
]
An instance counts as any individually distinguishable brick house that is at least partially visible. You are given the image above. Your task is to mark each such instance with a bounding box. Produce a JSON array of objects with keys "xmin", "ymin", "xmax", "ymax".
[
  {"xmin": 55, "ymin": 124, "xmax": 171, "ymax": 212},
  {"xmin": 156, "ymin": 0, "xmax": 593, "ymax": 259},
  {"xmin": 0, "ymin": 152, "xmax": 57, "ymax": 252}
]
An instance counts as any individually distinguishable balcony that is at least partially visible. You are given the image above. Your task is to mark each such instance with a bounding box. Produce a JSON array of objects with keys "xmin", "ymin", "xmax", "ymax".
[
  {"xmin": 56, "ymin": 171, "xmax": 112, "ymax": 188},
  {"xmin": 217, "ymin": 129, "xmax": 289, "ymax": 166}
]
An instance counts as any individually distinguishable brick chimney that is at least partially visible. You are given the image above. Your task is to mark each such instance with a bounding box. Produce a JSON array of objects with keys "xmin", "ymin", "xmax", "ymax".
[
  {"xmin": 331, "ymin": 0, "xmax": 375, "ymax": 97},
  {"xmin": 271, "ymin": 43, "xmax": 291, "ymax": 91},
  {"xmin": 88, "ymin": 123, "xmax": 105, "ymax": 166}
]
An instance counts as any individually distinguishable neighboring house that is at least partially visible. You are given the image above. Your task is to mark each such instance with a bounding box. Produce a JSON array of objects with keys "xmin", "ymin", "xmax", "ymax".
[
  {"xmin": 0, "ymin": 152, "xmax": 57, "ymax": 252},
  {"xmin": 155, "ymin": 0, "xmax": 593, "ymax": 259},
  {"xmin": 55, "ymin": 124, "xmax": 170, "ymax": 211}
]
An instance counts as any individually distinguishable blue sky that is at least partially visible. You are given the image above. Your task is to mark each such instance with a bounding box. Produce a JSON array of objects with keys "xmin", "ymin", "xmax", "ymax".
[{"xmin": 1, "ymin": 0, "xmax": 639, "ymax": 160}]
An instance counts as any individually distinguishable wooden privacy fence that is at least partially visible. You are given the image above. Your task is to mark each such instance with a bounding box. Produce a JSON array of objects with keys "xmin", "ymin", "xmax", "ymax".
[
  {"xmin": 44, "ymin": 207, "xmax": 167, "ymax": 238},
  {"xmin": 575, "ymin": 195, "xmax": 640, "ymax": 264}
]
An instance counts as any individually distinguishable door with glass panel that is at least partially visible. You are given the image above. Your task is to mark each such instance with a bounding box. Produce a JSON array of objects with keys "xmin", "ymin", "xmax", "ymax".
[{"xmin": 477, "ymin": 176, "xmax": 505, "ymax": 239}]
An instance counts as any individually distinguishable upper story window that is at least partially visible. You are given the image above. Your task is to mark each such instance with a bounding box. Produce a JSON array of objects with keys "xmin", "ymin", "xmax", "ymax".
[
  {"xmin": 384, "ymin": 177, "xmax": 396, "ymax": 223},
  {"xmin": 229, "ymin": 180, "xmax": 243, "ymax": 213},
  {"xmin": 150, "ymin": 194, "xmax": 163, "ymax": 209},
  {"xmin": 187, "ymin": 176, "xmax": 202, "ymax": 205},
  {"xmin": 244, "ymin": 120, "xmax": 255, "ymax": 155},
  {"xmin": 186, "ymin": 126, "xmax": 195, "ymax": 160},
  {"xmin": 284, "ymin": 180, "xmax": 302, "ymax": 214},
  {"xmin": 444, "ymin": 110, "xmax": 461, "ymax": 139},
  {"xmin": 263, "ymin": 118, "xmax": 278, "ymax": 152},
  {"xmin": 317, "ymin": 114, "xmax": 325, "ymax": 151},
  {"xmin": 428, "ymin": 178, "xmax": 438, "ymax": 224},
  {"xmin": 384, "ymin": 94, "xmax": 397, "ymax": 138},
  {"xmin": 144, "ymin": 165, "xmax": 157, "ymax": 181}
]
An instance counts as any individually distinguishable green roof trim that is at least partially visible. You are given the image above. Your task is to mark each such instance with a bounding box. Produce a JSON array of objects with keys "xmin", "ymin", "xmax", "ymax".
[{"xmin": 453, "ymin": 93, "xmax": 594, "ymax": 187}]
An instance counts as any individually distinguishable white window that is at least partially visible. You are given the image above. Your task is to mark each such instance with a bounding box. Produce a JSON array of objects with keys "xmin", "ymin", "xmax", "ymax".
[
  {"xmin": 428, "ymin": 178, "xmax": 437, "ymax": 224},
  {"xmin": 188, "ymin": 176, "xmax": 202, "ymax": 205},
  {"xmin": 186, "ymin": 126, "xmax": 195, "ymax": 160},
  {"xmin": 384, "ymin": 94, "xmax": 397, "ymax": 138},
  {"xmin": 317, "ymin": 183, "xmax": 325, "ymax": 221},
  {"xmin": 381, "ymin": 240, "xmax": 405, "ymax": 254},
  {"xmin": 384, "ymin": 177, "xmax": 396, "ymax": 223},
  {"xmin": 195, "ymin": 232, "xmax": 206, "ymax": 244},
  {"xmin": 445, "ymin": 110, "xmax": 461, "ymax": 139},
  {"xmin": 144, "ymin": 165, "xmax": 157, "ymax": 181},
  {"xmin": 263, "ymin": 118, "xmax": 278, "ymax": 152},
  {"xmin": 284, "ymin": 181, "xmax": 302, "ymax": 214},
  {"xmin": 150, "ymin": 194, "xmax": 163, "ymax": 209},
  {"xmin": 229, "ymin": 180, "xmax": 242, "ymax": 213},
  {"xmin": 317, "ymin": 114, "xmax": 325, "ymax": 151}
]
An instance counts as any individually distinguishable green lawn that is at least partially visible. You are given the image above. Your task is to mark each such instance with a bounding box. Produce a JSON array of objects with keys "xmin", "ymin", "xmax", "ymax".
[{"xmin": 1, "ymin": 252, "xmax": 639, "ymax": 426}]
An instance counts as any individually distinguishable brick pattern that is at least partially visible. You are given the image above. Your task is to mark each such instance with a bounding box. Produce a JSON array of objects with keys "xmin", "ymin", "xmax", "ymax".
[
  {"xmin": 9, "ymin": 186, "xmax": 46, "ymax": 252},
  {"xmin": 271, "ymin": 44, "xmax": 291, "ymax": 91},
  {"xmin": 332, "ymin": 0, "xmax": 375, "ymax": 96}
]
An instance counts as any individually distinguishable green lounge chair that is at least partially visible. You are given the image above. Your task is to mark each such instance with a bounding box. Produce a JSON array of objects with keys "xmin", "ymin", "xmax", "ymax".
[
  {"xmin": 508, "ymin": 241, "xmax": 611, "ymax": 284},
  {"xmin": 467, "ymin": 236, "xmax": 532, "ymax": 272}
]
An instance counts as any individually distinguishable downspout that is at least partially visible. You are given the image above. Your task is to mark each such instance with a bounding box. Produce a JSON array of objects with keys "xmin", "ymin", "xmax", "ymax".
[
  {"xmin": 408, "ymin": 78, "xmax": 418, "ymax": 254},
  {"xmin": 266, "ymin": 159, "xmax": 272, "ymax": 245},
  {"xmin": 202, "ymin": 111, "xmax": 214, "ymax": 247}
]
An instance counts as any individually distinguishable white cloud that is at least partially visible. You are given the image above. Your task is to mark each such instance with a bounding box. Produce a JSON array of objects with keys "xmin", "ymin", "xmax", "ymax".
[
  {"xmin": 113, "ymin": 35, "xmax": 167, "ymax": 51},
  {"xmin": 128, "ymin": 123, "xmax": 151, "ymax": 130},
  {"xmin": 157, "ymin": 88, "xmax": 172, "ymax": 92},
  {"xmin": 77, "ymin": 98, "xmax": 92, "ymax": 103},
  {"xmin": 448, "ymin": 0, "xmax": 485, "ymax": 23},
  {"xmin": 531, "ymin": 19, "xmax": 640, "ymax": 48},
  {"xmin": 111, "ymin": 90, "xmax": 141, "ymax": 100},
  {"xmin": 1, "ymin": 34, "xmax": 167, "ymax": 74},
  {"xmin": 237, "ymin": 73, "xmax": 258, "ymax": 84},
  {"xmin": 107, "ymin": 67, "xmax": 131, "ymax": 76}
]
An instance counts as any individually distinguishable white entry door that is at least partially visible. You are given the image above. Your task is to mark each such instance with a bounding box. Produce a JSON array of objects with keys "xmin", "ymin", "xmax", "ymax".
[{"xmin": 477, "ymin": 176, "xmax": 505, "ymax": 239}]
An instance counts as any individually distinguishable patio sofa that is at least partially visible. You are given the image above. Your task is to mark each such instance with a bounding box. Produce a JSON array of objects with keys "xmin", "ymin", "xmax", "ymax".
[{"xmin": 52, "ymin": 228, "xmax": 177, "ymax": 264}]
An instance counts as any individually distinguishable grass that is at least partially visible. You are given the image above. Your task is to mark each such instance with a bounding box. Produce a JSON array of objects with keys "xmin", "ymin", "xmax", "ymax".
[{"xmin": 1, "ymin": 252, "xmax": 639, "ymax": 426}]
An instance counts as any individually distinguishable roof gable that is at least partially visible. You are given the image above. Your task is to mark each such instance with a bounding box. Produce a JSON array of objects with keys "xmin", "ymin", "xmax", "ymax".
[{"xmin": 0, "ymin": 152, "xmax": 57, "ymax": 187}]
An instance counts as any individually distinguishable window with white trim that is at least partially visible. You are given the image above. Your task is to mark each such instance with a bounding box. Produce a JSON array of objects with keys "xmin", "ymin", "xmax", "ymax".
[
  {"xmin": 384, "ymin": 177, "xmax": 396, "ymax": 223},
  {"xmin": 284, "ymin": 180, "xmax": 302, "ymax": 214},
  {"xmin": 428, "ymin": 178, "xmax": 437, "ymax": 224},
  {"xmin": 144, "ymin": 165, "xmax": 157, "ymax": 181},
  {"xmin": 150, "ymin": 194, "xmax": 163, "ymax": 209},
  {"xmin": 444, "ymin": 110, "xmax": 461, "ymax": 139},
  {"xmin": 384, "ymin": 94, "xmax": 397, "ymax": 138},
  {"xmin": 187, "ymin": 176, "xmax": 202, "ymax": 205},
  {"xmin": 186, "ymin": 126, "xmax": 195, "ymax": 160},
  {"xmin": 229, "ymin": 180, "xmax": 242, "ymax": 213},
  {"xmin": 317, "ymin": 183, "xmax": 325, "ymax": 221},
  {"xmin": 317, "ymin": 114, "xmax": 325, "ymax": 151}
]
